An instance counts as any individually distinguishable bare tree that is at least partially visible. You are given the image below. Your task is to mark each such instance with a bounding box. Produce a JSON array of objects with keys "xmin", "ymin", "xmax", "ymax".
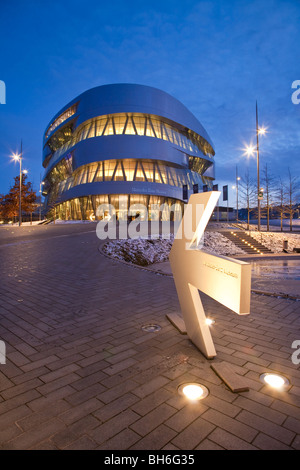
[
  {"xmin": 239, "ymin": 171, "xmax": 256, "ymax": 230},
  {"xmin": 286, "ymin": 168, "xmax": 299, "ymax": 232},
  {"xmin": 276, "ymin": 177, "xmax": 288, "ymax": 232},
  {"xmin": 261, "ymin": 163, "xmax": 276, "ymax": 231}
]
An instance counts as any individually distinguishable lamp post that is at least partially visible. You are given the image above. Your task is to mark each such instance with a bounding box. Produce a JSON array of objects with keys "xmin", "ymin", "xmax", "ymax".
[
  {"xmin": 245, "ymin": 103, "xmax": 266, "ymax": 232},
  {"xmin": 11, "ymin": 141, "xmax": 24, "ymax": 226},
  {"xmin": 256, "ymin": 102, "xmax": 261, "ymax": 231}
]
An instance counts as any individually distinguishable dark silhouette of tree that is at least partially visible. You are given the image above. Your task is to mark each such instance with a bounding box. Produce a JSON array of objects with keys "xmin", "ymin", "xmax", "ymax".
[
  {"xmin": 286, "ymin": 168, "xmax": 299, "ymax": 232},
  {"xmin": 261, "ymin": 163, "xmax": 276, "ymax": 231},
  {"xmin": 239, "ymin": 171, "xmax": 256, "ymax": 229}
]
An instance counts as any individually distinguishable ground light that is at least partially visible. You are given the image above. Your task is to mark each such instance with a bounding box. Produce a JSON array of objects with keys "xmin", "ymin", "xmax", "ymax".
[
  {"xmin": 260, "ymin": 373, "xmax": 290, "ymax": 390},
  {"xmin": 178, "ymin": 383, "xmax": 209, "ymax": 401},
  {"xmin": 206, "ymin": 318, "xmax": 215, "ymax": 326}
]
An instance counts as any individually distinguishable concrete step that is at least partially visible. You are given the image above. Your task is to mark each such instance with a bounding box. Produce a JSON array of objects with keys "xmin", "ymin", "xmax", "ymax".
[{"xmin": 222, "ymin": 231, "xmax": 273, "ymax": 255}]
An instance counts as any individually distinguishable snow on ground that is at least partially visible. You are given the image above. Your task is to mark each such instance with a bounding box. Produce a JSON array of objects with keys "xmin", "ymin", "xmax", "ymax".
[
  {"xmin": 0, "ymin": 221, "xmax": 45, "ymax": 227},
  {"xmin": 103, "ymin": 231, "xmax": 245, "ymax": 266},
  {"xmin": 250, "ymin": 231, "xmax": 300, "ymax": 253},
  {"xmin": 52, "ymin": 220, "xmax": 95, "ymax": 224}
]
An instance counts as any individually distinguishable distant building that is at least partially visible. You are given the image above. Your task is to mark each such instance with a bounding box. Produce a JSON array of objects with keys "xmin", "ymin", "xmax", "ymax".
[{"xmin": 42, "ymin": 84, "xmax": 215, "ymax": 220}]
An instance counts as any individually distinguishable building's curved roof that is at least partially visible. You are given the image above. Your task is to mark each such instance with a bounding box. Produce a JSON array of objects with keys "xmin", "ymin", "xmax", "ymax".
[{"xmin": 44, "ymin": 83, "xmax": 214, "ymax": 152}]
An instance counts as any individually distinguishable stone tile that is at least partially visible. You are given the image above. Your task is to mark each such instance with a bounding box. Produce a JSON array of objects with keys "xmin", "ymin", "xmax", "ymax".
[{"xmin": 0, "ymin": 225, "xmax": 300, "ymax": 450}]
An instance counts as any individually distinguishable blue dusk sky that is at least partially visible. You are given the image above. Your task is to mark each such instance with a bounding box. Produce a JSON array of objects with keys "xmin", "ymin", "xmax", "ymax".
[{"xmin": 0, "ymin": 0, "xmax": 299, "ymax": 206}]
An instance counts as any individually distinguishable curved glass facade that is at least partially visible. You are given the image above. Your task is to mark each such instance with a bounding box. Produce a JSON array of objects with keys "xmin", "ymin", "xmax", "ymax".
[
  {"xmin": 54, "ymin": 194, "xmax": 183, "ymax": 221},
  {"xmin": 46, "ymin": 112, "xmax": 214, "ymax": 164},
  {"xmin": 42, "ymin": 84, "xmax": 215, "ymax": 220}
]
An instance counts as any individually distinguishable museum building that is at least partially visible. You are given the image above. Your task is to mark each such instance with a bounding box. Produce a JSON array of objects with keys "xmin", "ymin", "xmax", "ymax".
[{"xmin": 42, "ymin": 84, "xmax": 215, "ymax": 220}]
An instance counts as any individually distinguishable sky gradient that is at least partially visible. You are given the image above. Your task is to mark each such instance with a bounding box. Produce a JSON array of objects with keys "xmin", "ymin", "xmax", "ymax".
[{"xmin": 0, "ymin": 0, "xmax": 299, "ymax": 206}]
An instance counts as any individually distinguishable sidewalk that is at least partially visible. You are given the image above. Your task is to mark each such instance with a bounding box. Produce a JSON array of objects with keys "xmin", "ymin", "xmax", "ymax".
[{"xmin": 0, "ymin": 226, "xmax": 299, "ymax": 450}]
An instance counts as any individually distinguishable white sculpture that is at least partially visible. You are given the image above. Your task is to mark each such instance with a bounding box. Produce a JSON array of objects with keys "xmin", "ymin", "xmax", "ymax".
[{"xmin": 169, "ymin": 192, "xmax": 251, "ymax": 359}]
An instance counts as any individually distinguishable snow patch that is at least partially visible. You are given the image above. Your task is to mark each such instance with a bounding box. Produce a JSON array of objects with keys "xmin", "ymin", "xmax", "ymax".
[
  {"xmin": 103, "ymin": 232, "xmax": 245, "ymax": 266},
  {"xmin": 250, "ymin": 231, "xmax": 300, "ymax": 253}
]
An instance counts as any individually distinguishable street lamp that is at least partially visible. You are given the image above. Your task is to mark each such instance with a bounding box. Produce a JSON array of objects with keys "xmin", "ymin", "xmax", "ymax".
[
  {"xmin": 11, "ymin": 141, "xmax": 23, "ymax": 226},
  {"xmin": 244, "ymin": 103, "xmax": 267, "ymax": 231}
]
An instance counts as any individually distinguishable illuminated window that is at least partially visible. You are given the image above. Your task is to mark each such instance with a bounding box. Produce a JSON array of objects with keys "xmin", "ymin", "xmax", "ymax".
[
  {"xmin": 48, "ymin": 112, "xmax": 214, "ymax": 163},
  {"xmin": 103, "ymin": 118, "xmax": 114, "ymax": 136},
  {"xmin": 46, "ymin": 105, "xmax": 77, "ymax": 138}
]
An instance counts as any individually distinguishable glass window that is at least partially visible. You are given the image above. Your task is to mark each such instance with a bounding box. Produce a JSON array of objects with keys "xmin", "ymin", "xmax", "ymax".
[
  {"xmin": 95, "ymin": 117, "xmax": 107, "ymax": 136},
  {"xmin": 133, "ymin": 116, "xmax": 146, "ymax": 136},
  {"xmin": 94, "ymin": 162, "xmax": 103, "ymax": 182},
  {"xmin": 46, "ymin": 105, "xmax": 77, "ymax": 138},
  {"xmin": 124, "ymin": 116, "xmax": 136, "ymax": 135},
  {"xmin": 113, "ymin": 162, "xmax": 125, "ymax": 181},
  {"xmin": 103, "ymin": 118, "xmax": 114, "ymax": 136},
  {"xmin": 134, "ymin": 162, "xmax": 145, "ymax": 181},
  {"xmin": 114, "ymin": 115, "xmax": 127, "ymax": 134},
  {"xmin": 88, "ymin": 164, "xmax": 98, "ymax": 183},
  {"xmin": 87, "ymin": 121, "xmax": 96, "ymax": 139},
  {"xmin": 123, "ymin": 159, "xmax": 136, "ymax": 181},
  {"xmin": 49, "ymin": 112, "xmax": 214, "ymax": 163},
  {"xmin": 142, "ymin": 161, "xmax": 154, "ymax": 182},
  {"xmin": 145, "ymin": 118, "xmax": 155, "ymax": 137},
  {"xmin": 104, "ymin": 160, "xmax": 116, "ymax": 181},
  {"xmin": 151, "ymin": 119, "xmax": 162, "ymax": 139}
]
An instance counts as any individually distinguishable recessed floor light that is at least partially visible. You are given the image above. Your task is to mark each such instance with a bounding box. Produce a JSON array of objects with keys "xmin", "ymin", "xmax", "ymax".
[
  {"xmin": 141, "ymin": 323, "xmax": 161, "ymax": 333},
  {"xmin": 206, "ymin": 318, "xmax": 215, "ymax": 326},
  {"xmin": 178, "ymin": 383, "xmax": 209, "ymax": 401},
  {"xmin": 260, "ymin": 373, "xmax": 290, "ymax": 389}
]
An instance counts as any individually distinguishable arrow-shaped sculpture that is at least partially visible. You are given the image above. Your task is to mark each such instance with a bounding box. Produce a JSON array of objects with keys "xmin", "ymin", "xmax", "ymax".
[{"xmin": 169, "ymin": 192, "xmax": 251, "ymax": 359}]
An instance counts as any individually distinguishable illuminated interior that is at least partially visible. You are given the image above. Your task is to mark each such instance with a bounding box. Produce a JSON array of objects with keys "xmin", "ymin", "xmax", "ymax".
[
  {"xmin": 45, "ymin": 105, "xmax": 77, "ymax": 139},
  {"xmin": 54, "ymin": 194, "xmax": 184, "ymax": 221},
  {"xmin": 44, "ymin": 113, "xmax": 214, "ymax": 164}
]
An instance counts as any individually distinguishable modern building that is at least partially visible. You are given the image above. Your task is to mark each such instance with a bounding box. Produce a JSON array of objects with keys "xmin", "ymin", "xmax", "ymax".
[{"xmin": 42, "ymin": 84, "xmax": 215, "ymax": 220}]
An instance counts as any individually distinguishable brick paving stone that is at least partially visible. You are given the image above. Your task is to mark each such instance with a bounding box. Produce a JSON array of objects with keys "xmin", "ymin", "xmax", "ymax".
[
  {"xmin": 233, "ymin": 395, "xmax": 286, "ymax": 425},
  {"xmin": 207, "ymin": 428, "xmax": 258, "ymax": 450},
  {"xmin": 195, "ymin": 439, "xmax": 224, "ymax": 450},
  {"xmin": 59, "ymin": 397, "xmax": 102, "ymax": 425},
  {"xmin": 130, "ymin": 424, "xmax": 177, "ymax": 450},
  {"xmin": 237, "ymin": 410, "xmax": 295, "ymax": 445},
  {"xmin": 170, "ymin": 417, "xmax": 215, "ymax": 450},
  {"xmin": 0, "ymin": 225, "xmax": 299, "ymax": 450},
  {"xmin": 131, "ymin": 388, "xmax": 174, "ymax": 416},
  {"xmin": 17, "ymin": 399, "xmax": 71, "ymax": 431},
  {"xmin": 134, "ymin": 376, "xmax": 170, "ymax": 398},
  {"xmin": 165, "ymin": 403, "xmax": 207, "ymax": 432},
  {"xmin": 64, "ymin": 435, "xmax": 98, "ymax": 450},
  {"xmin": 50, "ymin": 428, "xmax": 79, "ymax": 449},
  {"xmin": 97, "ymin": 428, "xmax": 141, "ymax": 450},
  {"xmin": 130, "ymin": 403, "xmax": 177, "ymax": 436},
  {"xmin": 3, "ymin": 418, "xmax": 66, "ymax": 450},
  {"xmin": 68, "ymin": 414, "xmax": 100, "ymax": 436},
  {"xmin": 94, "ymin": 393, "xmax": 140, "ymax": 422},
  {"xmin": 292, "ymin": 435, "xmax": 300, "ymax": 450},
  {"xmin": 88, "ymin": 409, "xmax": 140, "ymax": 445},
  {"xmin": 252, "ymin": 432, "xmax": 292, "ymax": 450},
  {"xmin": 200, "ymin": 409, "xmax": 258, "ymax": 443}
]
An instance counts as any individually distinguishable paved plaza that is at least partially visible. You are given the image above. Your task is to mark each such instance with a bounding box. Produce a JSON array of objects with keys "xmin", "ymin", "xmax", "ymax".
[{"xmin": 0, "ymin": 223, "xmax": 299, "ymax": 450}]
